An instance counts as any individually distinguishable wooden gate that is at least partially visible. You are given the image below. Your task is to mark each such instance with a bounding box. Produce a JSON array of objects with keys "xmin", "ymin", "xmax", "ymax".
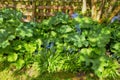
[{"xmin": 0, "ymin": 0, "xmax": 81, "ymax": 22}]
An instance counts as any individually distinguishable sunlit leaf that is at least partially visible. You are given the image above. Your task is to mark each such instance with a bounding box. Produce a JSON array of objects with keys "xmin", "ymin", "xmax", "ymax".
[{"xmin": 8, "ymin": 53, "xmax": 18, "ymax": 62}]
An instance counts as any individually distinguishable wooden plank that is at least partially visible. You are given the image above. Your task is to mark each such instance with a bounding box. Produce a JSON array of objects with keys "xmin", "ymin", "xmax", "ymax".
[
  {"xmin": 37, "ymin": 12, "xmax": 55, "ymax": 16},
  {"xmin": 0, "ymin": 0, "xmax": 81, "ymax": 22},
  {"xmin": 37, "ymin": 6, "xmax": 76, "ymax": 10},
  {"xmin": 32, "ymin": 0, "xmax": 36, "ymax": 21}
]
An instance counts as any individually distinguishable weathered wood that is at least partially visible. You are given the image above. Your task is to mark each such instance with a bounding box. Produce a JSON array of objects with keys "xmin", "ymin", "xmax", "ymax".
[
  {"xmin": 37, "ymin": 12, "xmax": 55, "ymax": 16},
  {"xmin": 0, "ymin": 0, "xmax": 80, "ymax": 22},
  {"xmin": 108, "ymin": 5, "xmax": 120, "ymax": 21},
  {"xmin": 99, "ymin": 5, "xmax": 120, "ymax": 23},
  {"xmin": 32, "ymin": 0, "xmax": 36, "ymax": 21}
]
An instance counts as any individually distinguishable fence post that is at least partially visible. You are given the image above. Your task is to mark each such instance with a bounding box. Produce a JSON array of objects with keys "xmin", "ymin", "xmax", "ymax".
[
  {"xmin": 32, "ymin": 0, "xmax": 36, "ymax": 22},
  {"xmin": 13, "ymin": 0, "xmax": 17, "ymax": 18}
]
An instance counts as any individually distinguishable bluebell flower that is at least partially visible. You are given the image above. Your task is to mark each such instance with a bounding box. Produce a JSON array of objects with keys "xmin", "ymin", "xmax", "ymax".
[
  {"xmin": 46, "ymin": 42, "xmax": 54, "ymax": 49},
  {"xmin": 75, "ymin": 24, "xmax": 81, "ymax": 34},
  {"xmin": 111, "ymin": 16, "xmax": 120, "ymax": 23},
  {"xmin": 71, "ymin": 13, "xmax": 79, "ymax": 18}
]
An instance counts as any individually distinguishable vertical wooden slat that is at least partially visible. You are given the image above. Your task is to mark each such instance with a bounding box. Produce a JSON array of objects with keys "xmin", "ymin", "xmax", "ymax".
[
  {"xmin": 32, "ymin": 0, "xmax": 36, "ymax": 22},
  {"xmin": 13, "ymin": 0, "xmax": 17, "ymax": 16},
  {"xmin": 0, "ymin": 0, "xmax": 81, "ymax": 22}
]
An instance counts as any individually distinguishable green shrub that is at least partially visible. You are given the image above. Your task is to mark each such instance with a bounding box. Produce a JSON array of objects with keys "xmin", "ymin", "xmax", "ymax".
[
  {"xmin": 0, "ymin": 8, "xmax": 38, "ymax": 70},
  {"xmin": 0, "ymin": 9, "xmax": 119, "ymax": 79},
  {"xmin": 36, "ymin": 12, "xmax": 120, "ymax": 79}
]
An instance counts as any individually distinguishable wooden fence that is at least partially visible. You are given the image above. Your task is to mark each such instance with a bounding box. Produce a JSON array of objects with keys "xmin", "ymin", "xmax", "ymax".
[{"xmin": 0, "ymin": 0, "xmax": 81, "ymax": 22}]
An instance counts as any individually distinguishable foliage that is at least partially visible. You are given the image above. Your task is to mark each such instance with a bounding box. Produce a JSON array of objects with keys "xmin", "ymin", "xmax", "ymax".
[
  {"xmin": 35, "ymin": 12, "xmax": 120, "ymax": 79},
  {"xmin": 0, "ymin": 9, "xmax": 120, "ymax": 80},
  {"xmin": 109, "ymin": 22, "xmax": 120, "ymax": 64},
  {"xmin": 0, "ymin": 8, "xmax": 37, "ymax": 70}
]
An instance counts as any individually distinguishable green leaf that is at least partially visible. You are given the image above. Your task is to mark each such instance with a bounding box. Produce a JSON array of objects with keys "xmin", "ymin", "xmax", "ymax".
[
  {"xmin": 112, "ymin": 43, "xmax": 120, "ymax": 50},
  {"xmin": 24, "ymin": 43, "xmax": 36, "ymax": 53},
  {"xmin": 36, "ymin": 39, "xmax": 42, "ymax": 46},
  {"xmin": 0, "ymin": 17, "xmax": 3, "ymax": 23},
  {"xmin": 7, "ymin": 35, "xmax": 15, "ymax": 41},
  {"xmin": 16, "ymin": 59, "xmax": 25, "ymax": 70},
  {"xmin": 51, "ymin": 31, "xmax": 57, "ymax": 37},
  {"xmin": 7, "ymin": 53, "xmax": 18, "ymax": 62},
  {"xmin": 57, "ymin": 25, "xmax": 73, "ymax": 33},
  {"xmin": 0, "ymin": 40, "xmax": 10, "ymax": 48},
  {"xmin": 80, "ymin": 48, "xmax": 93, "ymax": 56},
  {"xmin": 0, "ymin": 54, "xmax": 5, "ymax": 62}
]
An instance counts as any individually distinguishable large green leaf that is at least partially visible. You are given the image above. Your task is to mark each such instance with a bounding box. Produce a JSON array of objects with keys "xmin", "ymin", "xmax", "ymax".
[
  {"xmin": 7, "ymin": 53, "xmax": 18, "ymax": 62},
  {"xmin": 0, "ymin": 17, "xmax": 3, "ymax": 23},
  {"xmin": 15, "ymin": 59, "xmax": 25, "ymax": 70}
]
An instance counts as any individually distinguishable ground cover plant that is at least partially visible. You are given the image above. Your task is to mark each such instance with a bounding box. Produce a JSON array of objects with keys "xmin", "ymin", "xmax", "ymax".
[{"xmin": 0, "ymin": 8, "xmax": 120, "ymax": 80}]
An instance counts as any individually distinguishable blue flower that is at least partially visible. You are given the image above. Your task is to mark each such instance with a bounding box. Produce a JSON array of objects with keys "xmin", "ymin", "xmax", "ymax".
[
  {"xmin": 75, "ymin": 24, "xmax": 81, "ymax": 34},
  {"xmin": 111, "ymin": 16, "xmax": 120, "ymax": 23},
  {"xmin": 46, "ymin": 42, "xmax": 54, "ymax": 49},
  {"xmin": 71, "ymin": 13, "xmax": 78, "ymax": 18}
]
